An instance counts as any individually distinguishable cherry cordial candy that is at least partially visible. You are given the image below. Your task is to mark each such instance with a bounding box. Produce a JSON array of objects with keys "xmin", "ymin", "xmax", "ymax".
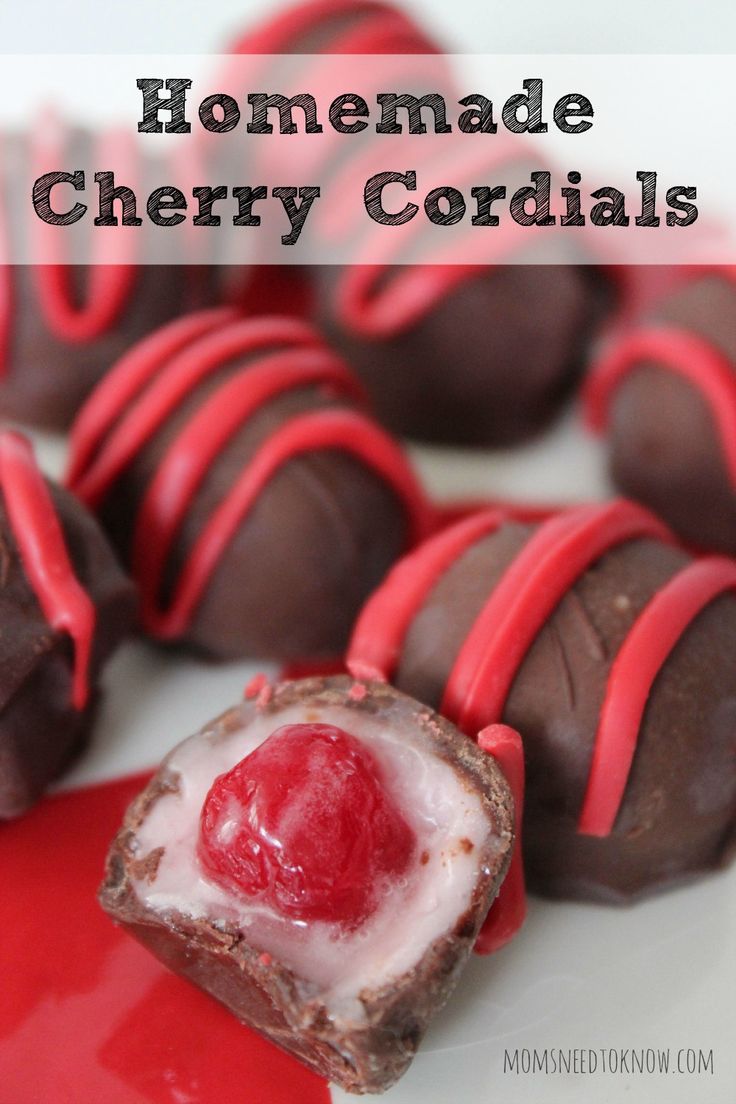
[
  {"xmin": 65, "ymin": 310, "xmax": 431, "ymax": 660},
  {"xmin": 586, "ymin": 266, "xmax": 736, "ymax": 554},
  {"xmin": 0, "ymin": 430, "xmax": 135, "ymax": 817},
  {"xmin": 99, "ymin": 676, "xmax": 515, "ymax": 1094},
  {"xmin": 0, "ymin": 126, "xmax": 213, "ymax": 429},
  {"xmin": 348, "ymin": 501, "xmax": 736, "ymax": 903},
  {"xmin": 318, "ymin": 256, "xmax": 608, "ymax": 447}
]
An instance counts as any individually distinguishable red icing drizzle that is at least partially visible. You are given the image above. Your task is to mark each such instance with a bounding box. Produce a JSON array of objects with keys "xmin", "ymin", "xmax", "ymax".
[
  {"xmin": 441, "ymin": 502, "xmax": 673, "ymax": 734},
  {"xmin": 476, "ymin": 724, "xmax": 526, "ymax": 956},
  {"xmin": 578, "ymin": 555, "xmax": 736, "ymax": 835},
  {"xmin": 0, "ymin": 430, "xmax": 95, "ymax": 709},
  {"xmin": 348, "ymin": 509, "xmax": 505, "ymax": 682},
  {"xmin": 67, "ymin": 307, "xmax": 238, "ymax": 493},
  {"xmin": 67, "ymin": 313, "xmax": 318, "ymax": 506},
  {"xmin": 31, "ymin": 125, "xmax": 138, "ymax": 341},
  {"xmin": 585, "ymin": 321, "xmax": 736, "ymax": 489},
  {"xmin": 67, "ymin": 313, "xmax": 431, "ymax": 640}
]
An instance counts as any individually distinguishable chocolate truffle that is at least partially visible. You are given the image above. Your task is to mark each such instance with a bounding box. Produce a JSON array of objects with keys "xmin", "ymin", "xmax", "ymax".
[
  {"xmin": 0, "ymin": 127, "xmax": 213, "ymax": 429},
  {"xmin": 318, "ymin": 259, "xmax": 607, "ymax": 446},
  {"xmin": 66, "ymin": 310, "xmax": 431, "ymax": 660},
  {"xmin": 98, "ymin": 675, "xmax": 515, "ymax": 1094},
  {"xmin": 586, "ymin": 267, "xmax": 736, "ymax": 554},
  {"xmin": 0, "ymin": 430, "xmax": 135, "ymax": 818},
  {"xmin": 348, "ymin": 501, "xmax": 736, "ymax": 903}
]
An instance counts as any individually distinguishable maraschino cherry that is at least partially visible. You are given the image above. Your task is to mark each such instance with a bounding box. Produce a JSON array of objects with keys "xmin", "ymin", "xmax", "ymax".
[{"xmin": 198, "ymin": 723, "xmax": 416, "ymax": 930}]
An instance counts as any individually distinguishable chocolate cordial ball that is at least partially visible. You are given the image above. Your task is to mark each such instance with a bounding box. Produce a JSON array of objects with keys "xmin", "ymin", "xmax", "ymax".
[
  {"xmin": 586, "ymin": 268, "xmax": 736, "ymax": 553},
  {"xmin": 318, "ymin": 260, "xmax": 607, "ymax": 446},
  {"xmin": 66, "ymin": 310, "xmax": 431, "ymax": 661},
  {"xmin": 99, "ymin": 675, "xmax": 515, "ymax": 1094},
  {"xmin": 0, "ymin": 128, "xmax": 213, "ymax": 429},
  {"xmin": 348, "ymin": 501, "xmax": 736, "ymax": 903},
  {"xmin": 0, "ymin": 430, "xmax": 135, "ymax": 817}
]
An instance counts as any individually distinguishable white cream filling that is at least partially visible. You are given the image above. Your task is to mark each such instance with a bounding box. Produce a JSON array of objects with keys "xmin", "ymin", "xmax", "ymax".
[{"xmin": 130, "ymin": 701, "xmax": 498, "ymax": 1022}]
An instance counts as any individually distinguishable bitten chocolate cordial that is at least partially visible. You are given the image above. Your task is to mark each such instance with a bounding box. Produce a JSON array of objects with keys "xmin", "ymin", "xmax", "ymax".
[
  {"xmin": 66, "ymin": 310, "xmax": 431, "ymax": 660},
  {"xmin": 586, "ymin": 266, "xmax": 736, "ymax": 554},
  {"xmin": 348, "ymin": 501, "xmax": 736, "ymax": 903},
  {"xmin": 0, "ymin": 430, "xmax": 135, "ymax": 818},
  {"xmin": 99, "ymin": 676, "xmax": 515, "ymax": 1094},
  {"xmin": 0, "ymin": 127, "xmax": 213, "ymax": 429}
]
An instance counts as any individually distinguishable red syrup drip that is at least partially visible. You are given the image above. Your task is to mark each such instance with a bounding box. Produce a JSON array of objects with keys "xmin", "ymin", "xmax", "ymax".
[
  {"xmin": 0, "ymin": 430, "xmax": 95, "ymax": 709},
  {"xmin": 67, "ymin": 312, "xmax": 431, "ymax": 641},
  {"xmin": 476, "ymin": 725, "xmax": 526, "ymax": 956},
  {"xmin": 578, "ymin": 555, "xmax": 736, "ymax": 836},
  {"xmin": 585, "ymin": 322, "xmax": 736, "ymax": 489},
  {"xmin": 31, "ymin": 123, "xmax": 139, "ymax": 343},
  {"xmin": 0, "ymin": 774, "xmax": 330, "ymax": 1104}
]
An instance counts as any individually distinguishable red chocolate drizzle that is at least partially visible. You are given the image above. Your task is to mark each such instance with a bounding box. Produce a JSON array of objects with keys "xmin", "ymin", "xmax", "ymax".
[
  {"xmin": 348, "ymin": 499, "xmax": 736, "ymax": 944},
  {"xmin": 0, "ymin": 430, "xmax": 95, "ymax": 709},
  {"xmin": 578, "ymin": 554, "xmax": 736, "ymax": 835},
  {"xmin": 585, "ymin": 265, "xmax": 736, "ymax": 489},
  {"xmin": 67, "ymin": 311, "xmax": 431, "ymax": 640}
]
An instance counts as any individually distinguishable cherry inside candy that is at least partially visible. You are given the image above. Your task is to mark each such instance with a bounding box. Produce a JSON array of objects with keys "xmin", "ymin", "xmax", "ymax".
[{"xmin": 198, "ymin": 722, "xmax": 416, "ymax": 930}]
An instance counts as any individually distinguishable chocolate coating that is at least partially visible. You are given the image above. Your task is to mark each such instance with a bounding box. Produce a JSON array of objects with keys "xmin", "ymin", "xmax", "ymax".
[
  {"xmin": 318, "ymin": 262, "xmax": 608, "ymax": 446},
  {"xmin": 98, "ymin": 675, "xmax": 514, "ymax": 1094},
  {"xmin": 394, "ymin": 521, "xmax": 736, "ymax": 902},
  {"xmin": 608, "ymin": 273, "xmax": 736, "ymax": 553},
  {"xmin": 0, "ymin": 480, "xmax": 136, "ymax": 817}
]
